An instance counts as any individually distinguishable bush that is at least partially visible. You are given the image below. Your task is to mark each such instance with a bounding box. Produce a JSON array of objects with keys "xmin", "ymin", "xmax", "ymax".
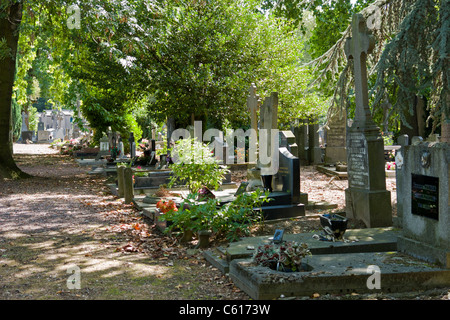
[
  {"xmin": 168, "ymin": 138, "xmax": 229, "ymax": 193},
  {"xmin": 160, "ymin": 189, "xmax": 271, "ymax": 242},
  {"xmin": 212, "ymin": 189, "xmax": 271, "ymax": 242}
]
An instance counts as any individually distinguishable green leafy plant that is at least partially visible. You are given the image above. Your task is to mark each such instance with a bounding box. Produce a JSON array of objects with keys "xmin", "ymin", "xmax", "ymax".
[
  {"xmin": 168, "ymin": 138, "xmax": 229, "ymax": 194},
  {"xmin": 159, "ymin": 193, "xmax": 210, "ymax": 234},
  {"xmin": 253, "ymin": 241, "xmax": 311, "ymax": 272},
  {"xmin": 212, "ymin": 189, "xmax": 271, "ymax": 242},
  {"xmin": 133, "ymin": 166, "xmax": 148, "ymax": 177},
  {"xmin": 160, "ymin": 189, "xmax": 271, "ymax": 242}
]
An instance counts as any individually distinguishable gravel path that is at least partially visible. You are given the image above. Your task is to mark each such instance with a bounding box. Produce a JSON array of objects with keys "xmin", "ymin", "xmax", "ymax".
[
  {"xmin": 13, "ymin": 143, "xmax": 59, "ymax": 155},
  {"xmin": 0, "ymin": 148, "xmax": 245, "ymax": 300}
]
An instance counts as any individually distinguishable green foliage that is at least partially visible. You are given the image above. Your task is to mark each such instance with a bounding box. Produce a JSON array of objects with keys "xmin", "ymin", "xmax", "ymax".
[
  {"xmin": 161, "ymin": 189, "xmax": 271, "ymax": 242},
  {"xmin": 168, "ymin": 138, "xmax": 229, "ymax": 194},
  {"xmin": 11, "ymin": 96, "xmax": 21, "ymax": 141},
  {"xmin": 0, "ymin": 37, "xmax": 11, "ymax": 60},
  {"xmin": 212, "ymin": 189, "xmax": 271, "ymax": 242},
  {"xmin": 259, "ymin": 0, "xmax": 375, "ymax": 59},
  {"xmin": 161, "ymin": 193, "xmax": 218, "ymax": 234}
]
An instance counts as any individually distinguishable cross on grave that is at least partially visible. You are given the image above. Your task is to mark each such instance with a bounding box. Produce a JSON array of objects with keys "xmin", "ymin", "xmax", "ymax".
[
  {"xmin": 247, "ymin": 83, "xmax": 261, "ymax": 134},
  {"xmin": 344, "ymin": 14, "xmax": 392, "ymax": 228},
  {"xmin": 344, "ymin": 14, "xmax": 376, "ymax": 130}
]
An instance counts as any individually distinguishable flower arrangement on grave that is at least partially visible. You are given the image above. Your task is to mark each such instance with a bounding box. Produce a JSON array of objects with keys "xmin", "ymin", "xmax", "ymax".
[
  {"xmin": 386, "ymin": 161, "xmax": 396, "ymax": 170},
  {"xmin": 156, "ymin": 199, "xmax": 178, "ymax": 214},
  {"xmin": 133, "ymin": 166, "xmax": 148, "ymax": 177},
  {"xmin": 253, "ymin": 241, "xmax": 311, "ymax": 272},
  {"xmin": 138, "ymin": 139, "xmax": 149, "ymax": 151},
  {"xmin": 110, "ymin": 146, "xmax": 120, "ymax": 159}
]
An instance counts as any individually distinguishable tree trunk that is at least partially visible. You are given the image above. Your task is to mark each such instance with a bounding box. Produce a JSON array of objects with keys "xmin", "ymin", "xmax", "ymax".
[{"xmin": 0, "ymin": 2, "xmax": 30, "ymax": 179}]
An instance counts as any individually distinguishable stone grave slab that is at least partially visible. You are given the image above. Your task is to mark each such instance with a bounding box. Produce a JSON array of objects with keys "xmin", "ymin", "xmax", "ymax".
[
  {"xmin": 204, "ymin": 227, "xmax": 399, "ymax": 274},
  {"xmin": 229, "ymin": 251, "xmax": 450, "ymax": 300},
  {"xmin": 316, "ymin": 164, "xmax": 348, "ymax": 178}
]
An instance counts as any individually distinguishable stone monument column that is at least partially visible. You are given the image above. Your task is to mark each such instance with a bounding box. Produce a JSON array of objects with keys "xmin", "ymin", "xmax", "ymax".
[{"xmin": 344, "ymin": 14, "xmax": 392, "ymax": 227}]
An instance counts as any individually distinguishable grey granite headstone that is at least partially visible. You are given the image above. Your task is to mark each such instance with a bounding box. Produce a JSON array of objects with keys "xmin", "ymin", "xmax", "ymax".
[
  {"xmin": 397, "ymin": 142, "xmax": 450, "ymax": 267},
  {"xmin": 344, "ymin": 14, "xmax": 392, "ymax": 228},
  {"xmin": 129, "ymin": 133, "xmax": 136, "ymax": 159},
  {"xmin": 324, "ymin": 112, "xmax": 347, "ymax": 164},
  {"xmin": 279, "ymin": 130, "xmax": 298, "ymax": 158},
  {"xmin": 293, "ymin": 119, "xmax": 308, "ymax": 164},
  {"xmin": 308, "ymin": 118, "xmax": 322, "ymax": 164}
]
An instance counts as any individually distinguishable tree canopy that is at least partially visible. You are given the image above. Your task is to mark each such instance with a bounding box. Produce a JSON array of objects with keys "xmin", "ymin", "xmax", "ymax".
[{"xmin": 1, "ymin": 0, "xmax": 448, "ymax": 179}]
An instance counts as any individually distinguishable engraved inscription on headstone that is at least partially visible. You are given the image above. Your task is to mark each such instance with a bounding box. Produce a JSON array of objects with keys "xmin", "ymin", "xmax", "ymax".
[{"xmin": 347, "ymin": 132, "xmax": 369, "ymax": 188}]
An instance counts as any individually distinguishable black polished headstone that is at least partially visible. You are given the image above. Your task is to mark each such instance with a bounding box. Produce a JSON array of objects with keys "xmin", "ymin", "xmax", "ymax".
[{"xmin": 411, "ymin": 174, "xmax": 439, "ymax": 221}]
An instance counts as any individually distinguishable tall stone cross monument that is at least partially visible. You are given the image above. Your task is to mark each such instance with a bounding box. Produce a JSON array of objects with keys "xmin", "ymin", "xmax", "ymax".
[
  {"xmin": 247, "ymin": 83, "xmax": 261, "ymax": 164},
  {"xmin": 247, "ymin": 83, "xmax": 260, "ymax": 134},
  {"xmin": 344, "ymin": 14, "xmax": 392, "ymax": 227}
]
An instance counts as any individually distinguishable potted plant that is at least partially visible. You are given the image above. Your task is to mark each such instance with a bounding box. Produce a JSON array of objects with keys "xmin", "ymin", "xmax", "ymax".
[
  {"xmin": 319, "ymin": 213, "xmax": 348, "ymax": 240},
  {"xmin": 253, "ymin": 241, "xmax": 311, "ymax": 272}
]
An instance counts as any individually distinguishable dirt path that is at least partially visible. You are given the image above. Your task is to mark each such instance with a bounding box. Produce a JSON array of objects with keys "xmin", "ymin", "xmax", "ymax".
[{"xmin": 0, "ymin": 144, "xmax": 246, "ymax": 300}]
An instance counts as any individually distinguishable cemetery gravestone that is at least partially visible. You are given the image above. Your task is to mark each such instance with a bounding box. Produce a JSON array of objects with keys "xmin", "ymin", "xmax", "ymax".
[
  {"xmin": 308, "ymin": 118, "xmax": 322, "ymax": 164},
  {"xmin": 21, "ymin": 111, "xmax": 29, "ymax": 132},
  {"xmin": 397, "ymin": 140, "xmax": 450, "ymax": 267},
  {"xmin": 37, "ymin": 130, "xmax": 50, "ymax": 142},
  {"xmin": 324, "ymin": 112, "xmax": 347, "ymax": 164},
  {"xmin": 117, "ymin": 139, "xmax": 126, "ymax": 159},
  {"xmin": 259, "ymin": 92, "xmax": 279, "ymax": 191},
  {"xmin": 96, "ymin": 134, "xmax": 111, "ymax": 160},
  {"xmin": 245, "ymin": 83, "xmax": 262, "ymax": 191},
  {"xmin": 129, "ymin": 133, "xmax": 136, "ymax": 159},
  {"xmin": 261, "ymin": 146, "xmax": 305, "ymax": 219},
  {"xmin": 247, "ymin": 83, "xmax": 260, "ymax": 140},
  {"xmin": 344, "ymin": 14, "xmax": 392, "ymax": 228},
  {"xmin": 293, "ymin": 119, "xmax": 308, "ymax": 165},
  {"xmin": 21, "ymin": 111, "xmax": 33, "ymax": 142},
  {"xmin": 38, "ymin": 121, "xmax": 44, "ymax": 131},
  {"xmin": 124, "ymin": 167, "xmax": 134, "ymax": 204},
  {"xmin": 21, "ymin": 131, "xmax": 33, "ymax": 142},
  {"xmin": 279, "ymin": 130, "xmax": 298, "ymax": 158}
]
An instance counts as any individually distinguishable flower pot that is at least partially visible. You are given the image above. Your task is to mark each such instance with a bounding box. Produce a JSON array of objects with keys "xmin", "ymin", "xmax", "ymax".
[{"xmin": 319, "ymin": 213, "xmax": 348, "ymax": 239}]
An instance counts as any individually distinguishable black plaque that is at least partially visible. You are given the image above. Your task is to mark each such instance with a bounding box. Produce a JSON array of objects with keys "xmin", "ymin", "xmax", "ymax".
[{"xmin": 411, "ymin": 174, "xmax": 439, "ymax": 220}]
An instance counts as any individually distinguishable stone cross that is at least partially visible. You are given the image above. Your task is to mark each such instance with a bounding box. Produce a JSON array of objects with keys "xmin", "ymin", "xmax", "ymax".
[
  {"xmin": 344, "ymin": 14, "xmax": 392, "ymax": 228},
  {"xmin": 259, "ymin": 92, "xmax": 279, "ymax": 176},
  {"xmin": 247, "ymin": 83, "xmax": 260, "ymax": 133},
  {"xmin": 344, "ymin": 14, "xmax": 376, "ymax": 129}
]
